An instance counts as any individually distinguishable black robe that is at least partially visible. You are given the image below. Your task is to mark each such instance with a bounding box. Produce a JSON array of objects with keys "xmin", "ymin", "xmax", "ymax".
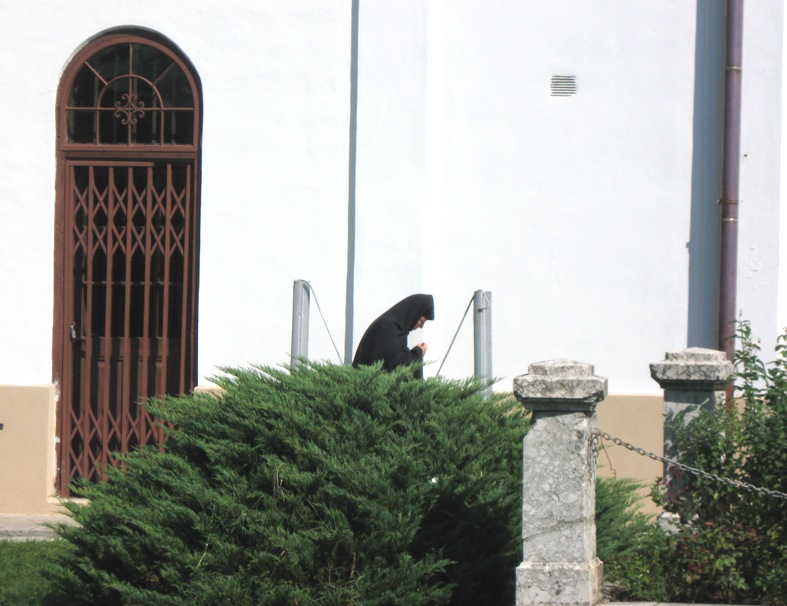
[{"xmin": 352, "ymin": 294, "xmax": 435, "ymax": 379}]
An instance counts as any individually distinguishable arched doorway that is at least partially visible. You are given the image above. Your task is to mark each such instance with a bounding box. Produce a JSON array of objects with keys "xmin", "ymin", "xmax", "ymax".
[{"xmin": 53, "ymin": 31, "xmax": 202, "ymax": 494}]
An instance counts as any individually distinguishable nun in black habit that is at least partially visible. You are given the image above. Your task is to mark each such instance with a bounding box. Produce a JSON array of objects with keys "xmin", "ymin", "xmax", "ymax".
[{"xmin": 352, "ymin": 294, "xmax": 435, "ymax": 379}]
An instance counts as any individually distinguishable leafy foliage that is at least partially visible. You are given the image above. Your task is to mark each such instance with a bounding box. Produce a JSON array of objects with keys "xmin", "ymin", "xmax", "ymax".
[
  {"xmin": 46, "ymin": 362, "xmax": 529, "ymax": 605},
  {"xmin": 599, "ymin": 520, "xmax": 677, "ymax": 602},
  {"xmin": 611, "ymin": 322, "xmax": 787, "ymax": 604}
]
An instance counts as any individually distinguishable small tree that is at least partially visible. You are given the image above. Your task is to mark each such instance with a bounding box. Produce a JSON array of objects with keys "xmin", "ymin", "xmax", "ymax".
[{"xmin": 47, "ymin": 362, "xmax": 529, "ymax": 606}]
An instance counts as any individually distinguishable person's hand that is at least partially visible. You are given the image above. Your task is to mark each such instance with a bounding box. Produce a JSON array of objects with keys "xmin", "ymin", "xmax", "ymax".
[{"xmin": 417, "ymin": 342, "xmax": 428, "ymax": 355}]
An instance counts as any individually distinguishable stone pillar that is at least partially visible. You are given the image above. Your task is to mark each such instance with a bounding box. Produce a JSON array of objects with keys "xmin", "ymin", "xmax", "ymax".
[
  {"xmin": 649, "ymin": 348, "xmax": 732, "ymax": 503},
  {"xmin": 513, "ymin": 359, "xmax": 607, "ymax": 606}
]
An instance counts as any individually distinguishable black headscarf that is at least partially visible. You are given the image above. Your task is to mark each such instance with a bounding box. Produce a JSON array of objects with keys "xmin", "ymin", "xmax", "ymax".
[{"xmin": 352, "ymin": 294, "xmax": 435, "ymax": 379}]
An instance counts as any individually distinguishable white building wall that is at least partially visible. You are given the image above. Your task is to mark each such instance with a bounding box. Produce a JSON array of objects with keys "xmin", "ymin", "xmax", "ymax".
[
  {"xmin": 349, "ymin": 0, "xmax": 784, "ymax": 392},
  {"xmin": 782, "ymin": 0, "xmax": 787, "ymax": 333},
  {"xmin": 421, "ymin": 0, "xmax": 698, "ymax": 393},
  {"xmin": 0, "ymin": 0, "xmax": 783, "ymax": 395},
  {"xmin": 352, "ymin": 1, "xmax": 430, "ymax": 355},
  {"xmin": 193, "ymin": 1, "xmax": 352, "ymax": 378},
  {"xmin": 741, "ymin": 0, "xmax": 785, "ymax": 354},
  {"xmin": 348, "ymin": 1, "xmax": 700, "ymax": 392},
  {"xmin": 0, "ymin": 0, "xmax": 353, "ymax": 386}
]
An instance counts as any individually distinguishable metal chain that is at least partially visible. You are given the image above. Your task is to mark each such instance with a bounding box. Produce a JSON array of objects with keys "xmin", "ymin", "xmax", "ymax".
[{"xmin": 592, "ymin": 429, "xmax": 787, "ymax": 502}]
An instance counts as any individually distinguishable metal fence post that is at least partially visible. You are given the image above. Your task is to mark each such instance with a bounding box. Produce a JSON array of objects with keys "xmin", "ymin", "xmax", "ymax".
[
  {"xmin": 473, "ymin": 290, "xmax": 492, "ymax": 394},
  {"xmin": 291, "ymin": 280, "xmax": 310, "ymax": 363},
  {"xmin": 513, "ymin": 359, "xmax": 607, "ymax": 606}
]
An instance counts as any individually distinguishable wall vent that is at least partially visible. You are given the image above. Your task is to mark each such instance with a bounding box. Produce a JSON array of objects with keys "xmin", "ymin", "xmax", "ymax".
[{"xmin": 551, "ymin": 75, "xmax": 577, "ymax": 97}]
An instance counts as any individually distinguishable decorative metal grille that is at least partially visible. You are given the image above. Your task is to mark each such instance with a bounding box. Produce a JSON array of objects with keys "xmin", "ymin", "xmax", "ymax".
[
  {"xmin": 62, "ymin": 162, "xmax": 196, "ymax": 486},
  {"xmin": 55, "ymin": 34, "xmax": 201, "ymax": 495},
  {"xmin": 65, "ymin": 42, "xmax": 196, "ymax": 145}
]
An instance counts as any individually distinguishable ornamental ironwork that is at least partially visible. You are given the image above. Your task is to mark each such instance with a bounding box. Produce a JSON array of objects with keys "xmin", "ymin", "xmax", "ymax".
[
  {"xmin": 114, "ymin": 93, "xmax": 146, "ymax": 126},
  {"xmin": 55, "ymin": 33, "xmax": 201, "ymax": 496}
]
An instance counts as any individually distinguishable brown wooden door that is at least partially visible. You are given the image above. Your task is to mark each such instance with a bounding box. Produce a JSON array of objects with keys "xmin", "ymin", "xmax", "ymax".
[{"xmin": 54, "ymin": 34, "xmax": 201, "ymax": 494}]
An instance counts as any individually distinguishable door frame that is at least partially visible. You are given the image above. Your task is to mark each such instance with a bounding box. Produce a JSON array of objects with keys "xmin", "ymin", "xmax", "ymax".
[{"xmin": 53, "ymin": 30, "xmax": 202, "ymax": 494}]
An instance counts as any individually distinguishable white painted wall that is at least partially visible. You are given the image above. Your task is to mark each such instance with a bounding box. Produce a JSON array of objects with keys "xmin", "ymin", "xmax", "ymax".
[
  {"xmin": 349, "ymin": 0, "xmax": 699, "ymax": 392},
  {"xmin": 0, "ymin": 0, "xmax": 353, "ymax": 386},
  {"xmin": 739, "ymin": 0, "xmax": 784, "ymax": 359},
  {"xmin": 421, "ymin": 0, "xmax": 697, "ymax": 393},
  {"xmin": 352, "ymin": 1, "xmax": 430, "ymax": 355},
  {"xmin": 0, "ymin": 0, "xmax": 783, "ymax": 396},
  {"xmin": 193, "ymin": 1, "xmax": 352, "ymax": 379},
  {"xmin": 782, "ymin": 0, "xmax": 787, "ymax": 334},
  {"xmin": 350, "ymin": 0, "xmax": 784, "ymax": 392}
]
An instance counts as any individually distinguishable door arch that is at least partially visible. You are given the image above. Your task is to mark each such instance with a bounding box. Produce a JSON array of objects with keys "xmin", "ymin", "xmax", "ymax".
[{"xmin": 53, "ymin": 31, "xmax": 202, "ymax": 494}]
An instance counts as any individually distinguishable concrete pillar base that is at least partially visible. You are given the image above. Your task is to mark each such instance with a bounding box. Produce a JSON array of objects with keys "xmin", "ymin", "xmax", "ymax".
[{"xmin": 516, "ymin": 558, "xmax": 602, "ymax": 606}]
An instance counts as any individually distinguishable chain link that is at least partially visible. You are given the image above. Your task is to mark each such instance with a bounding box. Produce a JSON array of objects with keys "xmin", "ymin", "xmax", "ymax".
[{"xmin": 592, "ymin": 429, "xmax": 787, "ymax": 502}]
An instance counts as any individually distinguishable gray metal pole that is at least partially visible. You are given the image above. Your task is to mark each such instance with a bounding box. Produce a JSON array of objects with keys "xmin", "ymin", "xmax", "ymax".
[
  {"xmin": 473, "ymin": 290, "xmax": 492, "ymax": 393},
  {"xmin": 291, "ymin": 279, "xmax": 310, "ymax": 363}
]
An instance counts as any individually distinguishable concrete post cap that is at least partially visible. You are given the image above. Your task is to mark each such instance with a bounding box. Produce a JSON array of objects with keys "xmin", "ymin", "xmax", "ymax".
[
  {"xmin": 513, "ymin": 359, "xmax": 608, "ymax": 412},
  {"xmin": 650, "ymin": 347, "xmax": 733, "ymax": 391}
]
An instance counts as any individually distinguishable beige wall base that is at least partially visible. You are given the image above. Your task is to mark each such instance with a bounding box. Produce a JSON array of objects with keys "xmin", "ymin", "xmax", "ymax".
[
  {"xmin": 596, "ymin": 393, "xmax": 664, "ymax": 515},
  {"xmin": 0, "ymin": 384, "xmax": 62, "ymax": 514},
  {"xmin": 0, "ymin": 384, "xmax": 665, "ymax": 516}
]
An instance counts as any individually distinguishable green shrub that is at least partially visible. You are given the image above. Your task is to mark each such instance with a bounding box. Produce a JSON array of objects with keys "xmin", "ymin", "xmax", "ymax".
[
  {"xmin": 667, "ymin": 322, "xmax": 787, "ymax": 604},
  {"xmin": 47, "ymin": 362, "xmax": 529, "ymax": 605},
  {"xmin": 613, "ymin": 321, "xmax": 787, "ymax": 605},
  {"xmin": 0, "ymin": 540, "xmax": 67, "ymax": 606},
  {"xmin": 592, "ymin": 475, "xmax": 682, "ymax": 602},
  {"xmin": 599, "ymin": 521, "xmax": 680, "ymax": 602},
  {"xmin": 601, "ymin": 323, "xmax": 787, "ymax": 604},
  {"xmin": 595, "ymin": 477, "xmax": 652, "ymax": 566}
]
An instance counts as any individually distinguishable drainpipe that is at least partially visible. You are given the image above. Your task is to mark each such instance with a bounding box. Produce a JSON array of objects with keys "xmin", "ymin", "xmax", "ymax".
[{"xmin": 718, "ymin": 0, "xmax": 744, "ymax": 360}]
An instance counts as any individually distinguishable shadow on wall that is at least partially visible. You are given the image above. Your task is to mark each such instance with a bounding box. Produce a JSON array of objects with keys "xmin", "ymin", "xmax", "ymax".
[{"xmin": 687, "ymin": 0, "xmax": 725, "ymax": 348}]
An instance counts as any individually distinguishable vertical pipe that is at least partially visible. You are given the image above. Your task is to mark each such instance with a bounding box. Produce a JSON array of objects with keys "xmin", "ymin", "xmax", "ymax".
[
  {"xmin": 344, "ymin": 0, "xmax": 360, "ymax": 365},
  {"xmin": 473, "ymin": 290, "xmax": 492, "ymax": 394},
  {"xmin": 718, "ymin": 0, "xmax": 744, "ymax": 360},
  {"xmin": 291, "ymin": 280, "xmax": 311, "ymax": 363}
]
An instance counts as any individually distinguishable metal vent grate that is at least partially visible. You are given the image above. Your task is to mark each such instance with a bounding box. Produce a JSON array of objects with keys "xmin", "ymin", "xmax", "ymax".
[{"xmin": 551, "ymin": 75, "xmax": 577, "ymax": 97}]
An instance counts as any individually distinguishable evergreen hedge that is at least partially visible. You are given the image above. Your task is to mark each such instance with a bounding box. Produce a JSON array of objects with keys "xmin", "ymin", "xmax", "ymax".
[{"xmin": 48, "ymin": 362, "xmax": 530, "ymax": 605}]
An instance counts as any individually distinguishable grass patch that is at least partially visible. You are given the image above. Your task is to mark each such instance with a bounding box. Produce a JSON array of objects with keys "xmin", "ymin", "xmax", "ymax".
[{"xmin": 0, "ymin": 540, "xmax": 65, "ymax": 606}]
